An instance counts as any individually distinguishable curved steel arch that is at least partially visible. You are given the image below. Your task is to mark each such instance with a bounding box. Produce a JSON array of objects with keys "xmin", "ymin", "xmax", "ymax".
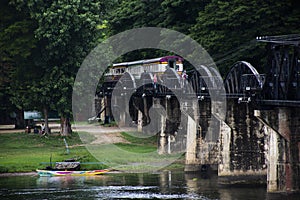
[
  {"xmin": 140, "ymin": 72, "xmax": 154, "ymax": 89},
  {"xmin": 118, "ymin": 72, "xmax": 137, "ymax": 89},
  {"xmin": 224, "ymin": 61, "xmax": 264, "ymax": 95},
  {"xmin": 140, "ymin": 72, "xmax": 154, "ymax": 82},
  {"xmin": 189, "ymin": 70, "xmax": 209, "ymax": 96},
  {"xmin": 188, "ymin": 65, "xmax": 224, "ymax": 97},
  {"xmin": 111, "ymin": 72, "xmax": 137, "ymax": 122},
  {"xmin": 161, "ymin": 68, "xmax": 181, "ymax": 85},
  {"xmin": 157, "ymin": 68, "xmax": 182, "ymax": 94}
]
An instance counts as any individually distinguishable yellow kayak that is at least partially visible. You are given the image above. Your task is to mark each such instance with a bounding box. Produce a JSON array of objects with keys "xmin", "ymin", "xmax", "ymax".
[{"xmin": 36, "ymin": 169, "xmax": 109, "ymax": 177}]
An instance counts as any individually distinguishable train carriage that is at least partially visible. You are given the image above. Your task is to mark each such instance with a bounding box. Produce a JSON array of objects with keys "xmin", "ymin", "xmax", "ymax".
[{"xmin": 104, "ymin": 55, "xmax": 184, "ymax": 82}]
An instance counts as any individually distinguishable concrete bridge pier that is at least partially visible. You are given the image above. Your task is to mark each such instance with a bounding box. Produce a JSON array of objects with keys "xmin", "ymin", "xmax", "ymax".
[
  {"xmin": 112, "ymin": 94, "xmax": 128, "ymax": 127},
  {"xmin": 184, "ymin": 114, "xmax": 201, "ymax": 171},
  {"xmin": 100, "ymin": 97, "xmax": 106, "ymax": 122},
  {"xmin": 158, "ymin": 96, "xmax": 174, "ymax": 154},
  {"xmin": 185, "ymin": 100, "xmax": 201, "ymax": 171},
  {"xmin": 104, "ymin": 95, "xmax": 111, "ymax": 124},
  {"xmin": 218, "ymin": 100, "xmax": 267, "ymax": 184},
  {"xmin": 120, "ymin": 95, "xmax": 130, "ymax": 127},
  {"xmin": 255, "ymin": 108, "xmax": 300, "ymax": 193},
  {"xmin": 158, "ymin": 113, "xmax": 167, "ymax": 154},
  {"xmin": 218, "ymin": 121, "xmax": 232, "ymax": 176},
  {"xmin": 157, "ymin": 95, "xmax": 183, "ymax": 155},
  {"xmin": 142, "ymin": 95, "xmax": 150, "ymax": 125},
  {"xmin": 137, "ymin": 110, "xmax": 143, "ymax": 132},
  {"xmin": 184, "ymin": 99, "xmax": 220, "ymax": 172}
]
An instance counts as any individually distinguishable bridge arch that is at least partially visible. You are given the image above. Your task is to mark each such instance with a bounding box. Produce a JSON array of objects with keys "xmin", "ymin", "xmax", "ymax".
[
  {"xmin": 161, "ymin": 68, "xmax": 181, "ymax": 87},
  {"xmin": 109, "ymin": 72, "xmax": 137, "ymax": 125},
  {"xmin": 117, "ymin": 72, "xmax": 137, "ymax": 90},
  {"xmin": 222, "ymin": 62, "xmax": 267, "ymax": 179},
  {"xmin": 189, "ymin": 70, "xmax": 209, "ymax": 96},
  {"xmin": 224, "ymin": 61, "xmax": 264, "ymax": 96}
]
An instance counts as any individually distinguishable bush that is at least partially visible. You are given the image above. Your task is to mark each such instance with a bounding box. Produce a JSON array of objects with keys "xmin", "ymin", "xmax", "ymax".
[{"xmin": 0, "ymin": 165, "xmax": 9, "ymax": 173}]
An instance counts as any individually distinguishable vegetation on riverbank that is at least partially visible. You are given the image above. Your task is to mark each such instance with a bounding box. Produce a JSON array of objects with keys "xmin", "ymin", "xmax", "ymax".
[
  {"xmin": 83, "ymin": 131, "xmax": 184, "ymax": 172},
  {"xmin": 0, "ymin": 132, "xmax": 101, "ymax": 173},
  {"xmin": 0, "ymin": 131, "xmax": 184, "ymax": 173}
]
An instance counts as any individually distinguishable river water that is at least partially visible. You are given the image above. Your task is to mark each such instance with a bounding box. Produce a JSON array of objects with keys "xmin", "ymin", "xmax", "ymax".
[{"xmin": 0, "ymin": 171, "xmax": 298, "ymax": 200}]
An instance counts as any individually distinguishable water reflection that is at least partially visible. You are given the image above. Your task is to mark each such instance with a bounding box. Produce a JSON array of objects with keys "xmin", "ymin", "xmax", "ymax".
[
  {"xmin": 0, "ymin": 171, "xmax": 298, "ymax": 199},
  {"xmin": 36, "ymin": 175, "xmax": 110, "ymax": 188}
]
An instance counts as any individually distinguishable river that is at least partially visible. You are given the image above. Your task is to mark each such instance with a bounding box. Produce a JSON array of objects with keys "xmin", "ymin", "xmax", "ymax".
[{"xmin": 0, "ymin": 171, "xmax": 298, "ymax": 200}]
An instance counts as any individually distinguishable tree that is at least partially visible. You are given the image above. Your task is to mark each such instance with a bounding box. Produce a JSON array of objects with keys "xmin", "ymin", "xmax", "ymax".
[
  {"xmin": 107, "ymin": 0, "xmax": 209, "ymax": 62},
  {"xmin": 11, "ymin": 0, "xmax": 109, "ymax": 135},
  {"xmin": 0, "ymin": 0, "xmax": 38, "ymax": 128},
  {"xmin": 159, "ymin": 0, "xmax": 210, "ymax": 35},
  {"xmin": 190, "ymin": 0, "xmax": 300, "ymax": 76}
]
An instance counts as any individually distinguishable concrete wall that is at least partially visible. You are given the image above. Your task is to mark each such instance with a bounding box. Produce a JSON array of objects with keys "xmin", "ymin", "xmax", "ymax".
[{"xmin": 255, "ymin": 108, "xmax": 300, "ymax": 193}]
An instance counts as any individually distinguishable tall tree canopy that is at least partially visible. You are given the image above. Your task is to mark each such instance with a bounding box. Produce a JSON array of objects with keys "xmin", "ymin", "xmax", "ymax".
[
  {"xmin": 108, "ymin": 0, "xmax": 209, "ymax": 62},
  {"xmin": 6, "ymin": 0, "xmax": 109, "ymax": 134},
  {"xmin": 108, "ymin": 0, "xmax": 300, "ymax": 75},
  {"xmin": 0, "ymin": 0, "xmax": 37, "ymax": 127},
  {"xmin": 109, "ymin": 0, "xmax": 209, "ymax": 35},
  {"xmin": 1, "ymin": 0, "xmax": 299, "ymax": 133},
  {"xmin": 190, "ymin": 0, "xmax": 300, "ymax": 75}
]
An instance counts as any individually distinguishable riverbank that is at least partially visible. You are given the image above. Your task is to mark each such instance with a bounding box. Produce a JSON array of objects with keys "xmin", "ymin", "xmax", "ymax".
[
  {"xmin": 0, "ymin": 169, "xmax": 126, "ymax": 177},
  {"xmin": 0, "ymin": 172, "xmax": 37, "ymax": 177},
  {"xmin": 0, "ymin": 131, "xmax": 99, "ymax": 173},
  {"xmin": 0, "ymin": 125, "xmax": 184, "ymax": 173}
]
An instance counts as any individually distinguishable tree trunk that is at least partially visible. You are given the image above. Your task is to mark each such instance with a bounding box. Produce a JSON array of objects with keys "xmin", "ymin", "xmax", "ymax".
[
  {"xmin": 43, "ymin": 107, "xmax": 50, "ymax": 134},
  {"xmin": 15, "ymin": 109, "xmax": 25, "ymax": 129},
  {"xmin": 60, "ymin": 117, "xmax": 72, "ymax": 136}
]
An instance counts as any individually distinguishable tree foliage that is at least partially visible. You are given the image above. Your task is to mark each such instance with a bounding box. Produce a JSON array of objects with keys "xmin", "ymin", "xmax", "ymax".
[
  {"xmin": 2, "ymin": 0, "xmax": 108, "ymax": 134},
  {"xmin": 107, "ymin": 0, "xmax": 209, "ymax": 62},
  {"xmin": 108, "ymin": 0, "xmax": 300, "ymax": 75},
  {"xmin": 0, "ymin": 0, "xmax": 38, "ymax": 127},
  {"xmin": 108, "ymin": 0, "xmax": 208, "ymax": 35},
  {"xmin": 190, "ymin": 0, "xmax": 300, "ymax": 75},
  {"xmin": 1, "ymin": 0, "xmax": 299, "ymax": 132}
]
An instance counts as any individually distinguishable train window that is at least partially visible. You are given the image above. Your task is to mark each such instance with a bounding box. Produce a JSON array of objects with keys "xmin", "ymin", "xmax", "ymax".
[
  {"xmin": 168, "ymin": 59, "xmax": 176, "ymax": 68},
  {"xmin": 177, "ymin": 64, "xmax": 183, "ymax": 72}
]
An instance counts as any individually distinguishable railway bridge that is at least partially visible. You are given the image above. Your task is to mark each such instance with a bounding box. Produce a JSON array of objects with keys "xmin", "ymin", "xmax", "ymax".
[{"xmin": 96, "ymin": 35, "xmax": 300, "ymax": 193}]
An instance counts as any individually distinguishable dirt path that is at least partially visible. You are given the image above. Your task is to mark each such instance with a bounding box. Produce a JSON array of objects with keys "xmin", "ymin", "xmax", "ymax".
[
  {"xmin": 73, "ymin": 124, "xmax": 136, "ymax": 144},
  {"xmin": 0, "ymin": 123, "xmax": 60, "ymax": 134},
  {"xmin": 0, "ymin": 124, "xmax": 137, "ymax": 145},
  {"xmin": 0, "ymin": 129, "xmax": 24, "ymax": 134}
]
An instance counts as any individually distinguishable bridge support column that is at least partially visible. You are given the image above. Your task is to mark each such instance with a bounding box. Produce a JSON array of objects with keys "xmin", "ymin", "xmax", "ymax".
[
  {"xmin": 218, "ymin": 121, "xmax": 232, "ymax": 176},
  {"xmin": 158, "ymin": 114, "xmax": 167, "ymax": 155},
  {"xmin": 219, "ymin": 100, "xmax": 267, "ymax": 185},
  {"xmin": 143, "ymin": 95, "xmax": 149, "ymax": 125},
  {"xmin": 255, "ymin": 108, "xmax": 300, "ymax": 193},
  {"xmin": 104, "ymin": 95, "xmax": 111, "ymax": 124},
  {"xmin": 185, "ymin": 100, "xmax": 201, "ymax": 171},
  {"xmin": 264, "ymin": 125, "xmax": 280, "ymax": 192},
  {"xmin": 159, "ymin": 95, "xmax": 172, "ymax": 154},
  {"xmin": 100, "ymin": 97, "xmax": 105, "ymax": 122},
  {"xmin": 158, "ymin": 96, "xmax": 175, "ymax": 154},
  {"xmin": 185, "ymin": 115, "xmax": 199, "ymax": 171},
  {"xmin": 118, "ymin": 95, "xmax": 128, "ymax": 127},
  {"xmin": 119, "ymin": 110, "xmax": 126, "ymax": 127},
  {"xmin": 137, "ymin": 110, "xmax": 143, "ymax": 132}
]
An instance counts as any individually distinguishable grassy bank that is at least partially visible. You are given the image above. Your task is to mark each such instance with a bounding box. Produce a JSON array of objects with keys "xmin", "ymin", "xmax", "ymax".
[
  {"xmin": 0, "ymin": 132, "xmax": 102, "ymax": 173},
  {"xmin": 83, "ymin": 131, "xmax": 185, "ymax": 172},
  {"xmin": 0, "ymin": 131, "xmax": 185, "ymax": 173}
]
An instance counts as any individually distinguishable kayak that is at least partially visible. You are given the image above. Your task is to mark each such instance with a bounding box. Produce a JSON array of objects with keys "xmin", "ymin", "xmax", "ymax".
[{"xmin": 36, "ymin": 169, "xmax": 109, "ymax": 177}]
